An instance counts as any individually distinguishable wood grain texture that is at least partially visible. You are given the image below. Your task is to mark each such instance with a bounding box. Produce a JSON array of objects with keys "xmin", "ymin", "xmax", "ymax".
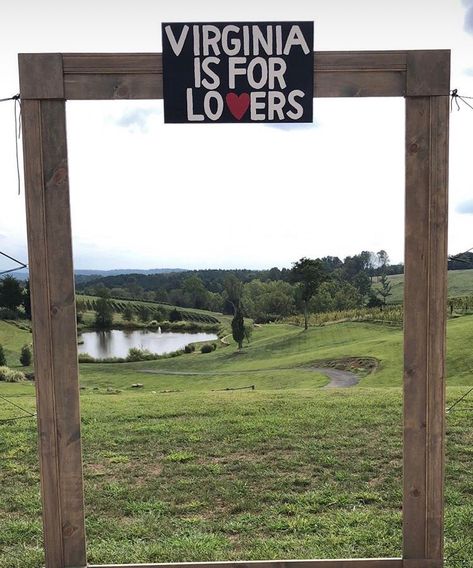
[
  {"xmin": 62, "ymin": 51, "xmax": 407, "ymax": 99},
  {"xmin": 88, "ymin": 559, "xmax": 403, "ymax": 568},
  {"xmin": 18, "ymin": 54, "xmax": 64, "ymax": 99},
  {"xmin": 21, "ymin": 99, "xmax": 86, "ymax": 568},
  {"xmin": 403, "ymin": 96, "xmax": 449, "ymax": 562},
  {"xmin": 406, "ymin": 51, "xmax": 450, "ymax": 96}
]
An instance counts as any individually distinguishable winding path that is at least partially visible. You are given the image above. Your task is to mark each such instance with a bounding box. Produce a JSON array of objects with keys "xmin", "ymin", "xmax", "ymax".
[
  {"xmin": 311, "ymin": 367, "xmax": 360, "ymax": 388},
  {"xmin": 141, "ymin": 366, "xmax": 360, "ymax": 388}
]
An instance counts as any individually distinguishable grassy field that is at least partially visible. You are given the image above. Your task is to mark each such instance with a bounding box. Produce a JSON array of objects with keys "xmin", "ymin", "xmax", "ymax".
[
  {"xmin": 384, "ymin": 269, "xmax": 473, "ymax": 303},
  {"xmin": 1, "ymin": 318, "xmax": 472, "ymax": 566}
]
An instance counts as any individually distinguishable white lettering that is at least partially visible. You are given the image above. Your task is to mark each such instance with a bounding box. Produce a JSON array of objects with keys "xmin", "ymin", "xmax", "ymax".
[
  {"xmin": 202, "ymin": 25, "xmax": 221, "ymax": 56},
  {"xmin": 252, "ymin": 25, "xmax": 273, "ymax": 56},
  {"xmin": 247, "ymin": 57, "xmax": 268, "ymax": 89},
  {"xmin": 268, "ymin": 57, "xmax": 287, "ymax": 89},
  {"xmin": 186, "ymin": 88, "xmax": 204, "ymax": 121},
  {"xmin": 250, "ymin": 92, "xmax": 266, "ymax": 120},
  {"xmin": 287, "ymin": 89, "xmax": 305, "ymax": 120},
  {"xmin": 228, "ymin": 57, "xmax": 247, "ymax": 89},
  {"xmin": 194, "ymin": 57, "xmax": 201, "ymax": 88},
  {"xmin": 268, "ymin": 91, "xmax": 285, "ymax": 120},
  {"xmin": 204, "ymin": 91, "xmax": 224, "ymax": 120},
  {"xmin": 165, "ymin": 25, "xmax": 189, "ymax": 56},
  {"xmin": 283, "ymin": 25, "xmax": 310, "ymax": 55},
  {"xmin": 201, "ymin": 57, "xmax": 220, "ymax": 89},
  {"xmin": 221, "ymin": 25, "xmax": 241, "ymax": 56}
]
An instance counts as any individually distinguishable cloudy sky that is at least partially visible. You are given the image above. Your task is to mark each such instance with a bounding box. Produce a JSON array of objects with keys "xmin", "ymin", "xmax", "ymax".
[{"xmin": 1, "ymin": 0, "xmax": 473, "ymax": 271}]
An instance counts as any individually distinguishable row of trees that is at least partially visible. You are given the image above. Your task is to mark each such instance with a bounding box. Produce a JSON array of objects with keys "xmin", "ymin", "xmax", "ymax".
[{"xmin": 79, "ymin": 250, "xmax": 396, "ymax": 321}]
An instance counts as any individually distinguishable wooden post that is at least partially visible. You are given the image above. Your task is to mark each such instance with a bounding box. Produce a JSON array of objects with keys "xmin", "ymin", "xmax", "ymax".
[
  {"xmin": 21, "ymin": 96, "xmax": 87, "ymax": 567},
  {"xmin": 403, "ymin": 94, "xmax": 449, "ymax": 563}
]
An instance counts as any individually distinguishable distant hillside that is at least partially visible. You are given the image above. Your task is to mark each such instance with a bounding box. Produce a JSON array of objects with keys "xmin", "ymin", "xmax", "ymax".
[
  {"xmin": 11, "ymin": 268, "xmax": 187, "ymax": 282},
  {"xmin": 384, "ymin": 269, "xmax": 473, "ymax": 303}
]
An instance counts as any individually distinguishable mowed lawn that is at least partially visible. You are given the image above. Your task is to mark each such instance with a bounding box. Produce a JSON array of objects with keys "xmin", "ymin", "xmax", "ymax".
[
  {"xmin": 0, "ymin": 319, "xmax": 472, "ymax": 566},
  {"xmin": 385, "ymin": 269, "xmax": 473, "ymax": 304}
]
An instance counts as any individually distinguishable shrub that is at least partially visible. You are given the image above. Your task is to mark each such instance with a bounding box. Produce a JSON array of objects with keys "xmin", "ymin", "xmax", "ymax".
[
  {"xmin": 148, "ymin": 320, "xmax": 159, "ymax": 327},
  {"xmin": 76, "ymin": 311, "xmax": 84, "ymax": 324},
  {"xmin": 20, "ymin": 344, "xmax": 32, "ymax": 367},
  {"xmin": 169, "ymin": 308, "xmax": 183, "ymax": 322},
  {"xmin": 0, "ymin": 366, "xmax": 26, "ymax": 382},
  {"xmin": 138, "ymin": 307, "xmax": 151, "ymax": 323},
  {"xmin": 78, "ymin": 353, "xmax": 95, "ymax": 363},
  {"xmin": 0, "ymin": 344, "xmax": 6, "ymax": 366},
  {"xmin": 184, "ymin": 344, "xmax": 195, "ymax": 354},
  {"xmin": 126, "ymin": 347, "xmax": 158, "ymax": 362},
  {"xmin": 0, "ymin": 307, "xmax": 18, "ymax": 320},
  {"xmin": 200, "ymin": 343, "xmax": 214, "ymax": 354}
]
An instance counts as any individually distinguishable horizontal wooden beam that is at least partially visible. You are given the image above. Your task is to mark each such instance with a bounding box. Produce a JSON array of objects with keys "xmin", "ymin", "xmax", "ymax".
[
  {"xmin": 62, "ymin": 51, "xmax": 407, "ymax": 99},
  {"xmin": 88, "ymin": 559, "xmax": 403, "ymax": 568},
  {"xmin": 17, "ymin": 50, "xmax": 449, "ymax": 100}
]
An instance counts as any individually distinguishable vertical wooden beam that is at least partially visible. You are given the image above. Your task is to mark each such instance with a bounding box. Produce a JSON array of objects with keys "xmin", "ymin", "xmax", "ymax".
[
  {"xmin": 403, "ymin": 95, "xmax": 449, "ymax": 563},
  {"xmin": 21, "ymin": 99, "xmax": 87, "ymax": 568}
]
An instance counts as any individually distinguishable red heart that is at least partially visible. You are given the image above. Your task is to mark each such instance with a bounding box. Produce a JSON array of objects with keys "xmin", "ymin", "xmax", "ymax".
[{"xmin": 226, "ymin": 92, "xmax": 250, "ymax": 120}]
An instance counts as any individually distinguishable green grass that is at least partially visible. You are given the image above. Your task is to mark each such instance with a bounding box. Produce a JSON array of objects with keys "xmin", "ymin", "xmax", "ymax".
[
  {"xmin": 0, "ymin": 320, "xmax": 32, "ymax": 366},
  {"xmin": 1, "ymin": 388, "xmax": 472, "ymax": 566},
  {"xmin": 383, "ymin": 269, "xmax": 473, "ymax": 303},
  {"xmin": 1, "ymin": 318, "xmax": 473, "ymax": 566},
  {"xmin": 74, "ymin": 316, "xmax": 473, "ymax": 392}
]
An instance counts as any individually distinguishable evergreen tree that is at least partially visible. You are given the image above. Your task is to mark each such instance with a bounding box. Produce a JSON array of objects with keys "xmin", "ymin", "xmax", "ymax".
[
  {"xmin": 20, "ymin": 344, "xmax": 32, "ymax": 367},
  {"xmin": 231, "ymin": 306, "xmax": 245, "ymax": 350},
  {"xmin": 0, "ymin": 344, "xmax": 6, "ymax": 366},
  {"xmin": 377, "ymin": 273, "xmax": 393, "ymax": 307}
]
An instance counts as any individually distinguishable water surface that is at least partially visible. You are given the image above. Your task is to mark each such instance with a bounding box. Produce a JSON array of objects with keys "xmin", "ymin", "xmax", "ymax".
[{"xmin": 78, "ymin": 329, "xmax": 218, "ymax": 359}]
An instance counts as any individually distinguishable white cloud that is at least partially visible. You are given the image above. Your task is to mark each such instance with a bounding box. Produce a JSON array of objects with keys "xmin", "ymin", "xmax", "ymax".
[
  {"xmin": 464, "ymin": 0, "xmax": 473, "ymax": 34},
  {"xmin": 457, "ymin": 198, "xmax": 473, "ymax": 214},
  {"xmin": 113, "ymin": 106, "xmax": 162, "ymax": 133}
]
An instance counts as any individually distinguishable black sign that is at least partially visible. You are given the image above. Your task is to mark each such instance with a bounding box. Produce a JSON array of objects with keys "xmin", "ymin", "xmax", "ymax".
[{"xmin": 162, "ymin": 22, "xmax": 314, "ymax": 123}]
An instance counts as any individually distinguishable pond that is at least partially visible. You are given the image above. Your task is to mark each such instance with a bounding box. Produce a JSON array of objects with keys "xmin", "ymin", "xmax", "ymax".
[{"xmin": 78, "ymin": 329, "xmax": 218, "ymax": 359}]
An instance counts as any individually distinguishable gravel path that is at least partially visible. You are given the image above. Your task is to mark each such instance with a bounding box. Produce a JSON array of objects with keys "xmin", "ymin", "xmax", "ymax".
[
  {"xmin": 141, "ymin": 366, "xmax": 360, "ymax": 387},
  {"xmin": 312, "ymin": 367, "xmax": 360, "ymax": 388}
]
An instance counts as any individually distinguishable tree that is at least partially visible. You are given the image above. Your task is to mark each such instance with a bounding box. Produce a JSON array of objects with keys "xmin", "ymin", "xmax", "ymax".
[
  {"xmin": 182, "ymin": 275, "xmax": 210, "ymax": 309},
  {"xmin": 0, "ymin": 344, "xmax": 6, "ymax": 366},
  {"xmin": 169, "ymin": 308, "xmax": 182, "ymax": 322},
  {"xmin": 94, "ymin": 294, "xmax": 113, "ymax": 328},
  {"xmin": 376, "ymin": 250, "xmax": 390, "ymax": 280},
  {"xmin": 0, "ymin": 275, "xmax": 23, "ymax": 312},
  {"xmin": 352, "ymin": 270, "xmax": 372, "ymax": 299},
  {"xmin": 123, "ymin": 305, "xmax": 134, "ymax": 322},
  {"xmin": 138, "ymin": 306, "xmax": 151, "ymax": 323},
  {"xmin": 231, "ymin": 306, "xmax": 245, "ymax": 349},
  {"xmin": 377, "ymin": 272, "xmax": 392, "ymax": 307},
  {"xmin": 20, "ymin": 344, "xmax": 32, "ymax": 366},
  {"xmin": 224, "ymin": 275, "xmax": 243, "ymax": 314},
  {"xmin": 291, "ymin": 257, "xmax": 327, "ymax": 330}
]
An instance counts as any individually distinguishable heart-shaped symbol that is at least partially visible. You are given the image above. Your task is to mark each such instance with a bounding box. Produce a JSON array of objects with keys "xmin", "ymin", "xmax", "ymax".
[{"xmin": 226, "ymin": 92, "xmax": 250, "ymax": 120}]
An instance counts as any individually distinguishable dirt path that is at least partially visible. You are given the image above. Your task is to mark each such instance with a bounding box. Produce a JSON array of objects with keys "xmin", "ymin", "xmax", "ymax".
[{"xmin": 312, "ymin": 367, "xmax": 360, "ymax": 388}]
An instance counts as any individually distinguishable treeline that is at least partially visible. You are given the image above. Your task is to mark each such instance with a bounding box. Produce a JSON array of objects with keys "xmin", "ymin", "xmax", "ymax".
[
  {"xmin": 77, "ymin": 250, "xmax": 400, "ymax": 323},
  {"xmin": 448, "ymin": 251, "xmax": 473, "ymax": 270},
  {"xmin": 0, "ymin": 276, "xmax": 31, "ymax": 319}
]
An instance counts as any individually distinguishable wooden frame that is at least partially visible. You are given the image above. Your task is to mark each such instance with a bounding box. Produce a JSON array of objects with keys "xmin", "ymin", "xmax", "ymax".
[{"xmin": 18, "ymin": 49, "xmax": 450, "ymax": 568}]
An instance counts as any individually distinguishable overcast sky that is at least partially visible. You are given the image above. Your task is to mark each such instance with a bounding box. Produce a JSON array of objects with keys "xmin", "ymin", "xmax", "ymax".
[{"xmin": 1, "ymin": 0, "xmax": 473, "ymax": 271}]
